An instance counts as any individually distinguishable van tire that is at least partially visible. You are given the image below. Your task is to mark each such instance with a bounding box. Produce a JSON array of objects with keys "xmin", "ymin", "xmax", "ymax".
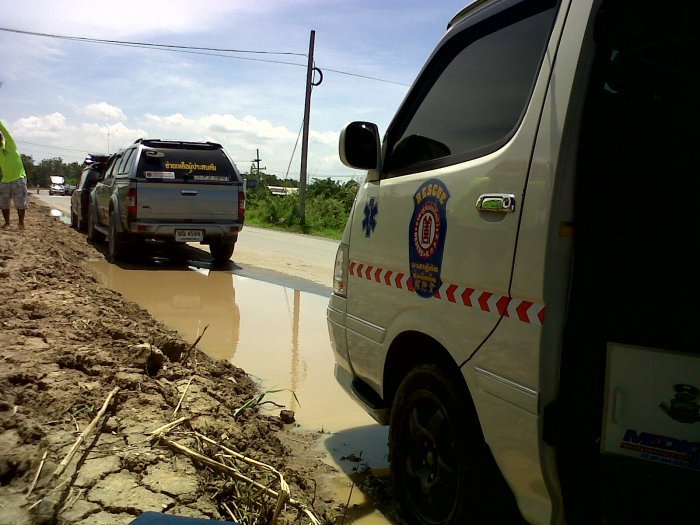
[
  {"xmin": 210, "ymin": 241, "xmax": 235, "ymax": 265},
  {"xmin": 389, "ymin": 363, "xmax": 481, "ymax": 525},
  {"xmin": 107, "ymin": 214, "xmax": 127, "ymax": 263},
  {"xmin": 87, "ymin": 208, "xmax": 105, "ymax": 243}
]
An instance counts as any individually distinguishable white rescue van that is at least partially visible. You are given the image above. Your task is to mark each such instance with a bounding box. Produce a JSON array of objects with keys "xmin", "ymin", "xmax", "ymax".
[{"xmin": 327, "ymin": 0, "xmax": 699, "ymax": 523}]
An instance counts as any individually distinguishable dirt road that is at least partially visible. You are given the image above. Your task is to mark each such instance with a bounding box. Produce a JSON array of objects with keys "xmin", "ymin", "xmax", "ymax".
[{"xmin": 0, "ymin": 201, "xmax": 345, "ymax": 524}]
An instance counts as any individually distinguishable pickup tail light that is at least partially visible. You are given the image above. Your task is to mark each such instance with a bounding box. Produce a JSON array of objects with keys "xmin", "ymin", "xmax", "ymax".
[
  {"xmin": 127, "ymin": 187, "xmax": 137, "ymax": 221},
  {"xmin": 238, "ymin": 190, "xmax": 246, "ymax": 218},
  {"xmin": 333, "ymin": 243, "xmax": 349, "ymax": 297}
]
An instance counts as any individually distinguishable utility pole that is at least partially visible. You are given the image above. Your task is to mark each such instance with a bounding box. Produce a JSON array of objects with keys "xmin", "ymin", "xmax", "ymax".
[
  {"xmin": 252, "ymin": 149, "xmax": 266, "ymax": 181},
  {"xmin": 299, "ymin": 30, "xmax": 316, "ymax": 224}
]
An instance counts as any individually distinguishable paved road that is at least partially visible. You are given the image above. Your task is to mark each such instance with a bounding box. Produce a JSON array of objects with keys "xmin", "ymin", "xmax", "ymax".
[{"xmin": 33, "ymin": 193, "xmax": 71, "ymax": 213}]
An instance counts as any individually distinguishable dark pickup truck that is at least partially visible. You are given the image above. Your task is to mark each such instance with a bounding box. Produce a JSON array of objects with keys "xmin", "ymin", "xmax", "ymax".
[{"xmin": 87, "ymin": 139, "xmax": 245, "ymax": 264}]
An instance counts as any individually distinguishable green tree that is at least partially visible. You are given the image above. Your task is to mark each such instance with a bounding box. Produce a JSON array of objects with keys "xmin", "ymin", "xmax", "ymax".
[
  {"xmin": 21, "ymin": 154, "xmax": 39, "ymax": 187},
  {"xmin": 308, "ymin": 177, "xmax": 341, "ymax": 199}
]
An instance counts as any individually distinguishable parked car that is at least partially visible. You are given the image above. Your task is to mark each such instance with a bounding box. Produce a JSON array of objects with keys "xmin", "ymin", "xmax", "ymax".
[
  {"xmin": 327, "ymin": 1, "xmax": 698, "ymax": 524},
  {"xmin": 48, "ymin": 175, "xmax": 66, "ymax": 196},
  {"xmin": 71, "ymin": 154, "xmax": 112, "ymax": 231},
  {"xmin": 87, "ymin": 139, "xmax": 245, "ymax": 264}
]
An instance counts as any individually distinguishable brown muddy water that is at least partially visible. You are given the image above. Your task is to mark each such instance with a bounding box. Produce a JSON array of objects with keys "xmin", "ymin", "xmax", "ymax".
[{"xmin": 87, "ymin": 252, "xmax": 394, "ymax": 524}]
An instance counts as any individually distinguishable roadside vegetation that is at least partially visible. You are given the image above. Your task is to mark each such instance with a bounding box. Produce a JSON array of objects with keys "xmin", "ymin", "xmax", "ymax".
[{"xmin": 245, "ymin": 171, "xmax": 359, "ymax": 239}]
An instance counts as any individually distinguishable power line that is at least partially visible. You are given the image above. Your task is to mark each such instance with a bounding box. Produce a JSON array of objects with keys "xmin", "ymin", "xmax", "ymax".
[
  {"xmin": 0, "ymin": 27, "xmax": 309, "ymax": 68},
  {"xmin": 321, "ymin": 67, "xmax": 409, "ymax": 87},
  {"xmin": 0, "ymin": 26, "xmax": 409, "ymax": 86},
  {"xmin": 17, "ymin": 140, "xmax": 89, "ymax": 153},
  {"xmin": 0, "ymin": 27, "xmax": 307, "ymax": 58}
]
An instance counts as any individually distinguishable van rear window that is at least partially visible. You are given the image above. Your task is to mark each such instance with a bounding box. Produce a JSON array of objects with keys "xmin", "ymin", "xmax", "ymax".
[{"xmin": 137, "ymin": 147, "xmax": 237, "ymax": 182}]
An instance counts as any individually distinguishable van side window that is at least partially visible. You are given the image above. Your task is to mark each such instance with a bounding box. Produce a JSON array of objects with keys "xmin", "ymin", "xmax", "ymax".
[
  {"xmin": 116, "ymin": 149, "xmax": 135, "ymax": 177},
  {"xmin": 104, "ymin": 155, "xmax": 120, "ymax": 179},
  {"xmin": 384, "ymin": 0, "xmax": 558, "ymax": 176}
]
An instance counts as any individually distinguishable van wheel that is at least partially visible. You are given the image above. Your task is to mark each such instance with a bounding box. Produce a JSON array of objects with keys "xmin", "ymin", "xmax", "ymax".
[
  {"xmin": 210, "ymin": 241, "xmax": 235, "ymax": 265},
  {"xmin": 87, "ymin": 208, "xmax": 105, "ymax": 242},
  {"xmin": 389, "ymin": 364, "xmax": 481, "ymax": 525},
  {"xmin": 107, "ymin": 214, "xmax": 127, "ymax": 263},
  {"xmin": 78, "ymin": 210, "xmax": 88, "ymax": 232}
]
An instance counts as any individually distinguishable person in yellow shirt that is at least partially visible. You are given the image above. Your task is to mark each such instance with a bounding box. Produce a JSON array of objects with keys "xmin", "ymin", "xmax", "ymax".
[{"xmin": 0, "ymin": 120, "xmax": 28, "ymax": 229}]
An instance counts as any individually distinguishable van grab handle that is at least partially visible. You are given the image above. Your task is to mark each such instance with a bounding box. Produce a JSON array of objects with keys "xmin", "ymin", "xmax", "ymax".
[{"xmin": 476, "ymin": 193, "xmax": 516, "ymax": 213}]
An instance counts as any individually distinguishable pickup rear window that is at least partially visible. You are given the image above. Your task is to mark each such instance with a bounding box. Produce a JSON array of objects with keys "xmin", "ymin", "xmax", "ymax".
[{"xmin": 136, "ymin": 147, "xmax": 238, "ymax": 183}]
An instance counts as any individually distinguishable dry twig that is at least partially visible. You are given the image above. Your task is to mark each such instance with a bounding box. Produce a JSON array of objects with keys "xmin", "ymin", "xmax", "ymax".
[
  {"xmin": 27, "ymin": 450, "xmax": 48, "ymax": 496},
  {"xmin": 222, "ymin": 501, "xmax": 238, "ymax": 522},
  {"xmin": 52, "ymin": 386, "xmax": 120, "ymax": 479},
  {"xmin": 148, "ymin": 416, "xmax": 189, "ymax": 438},
  {"xmin": 157, "ymin": 435, "xmax": 320, "ymax": 524},
  {"xmin": 184, "ymin": 324, "xmax": 209, "ymax": 364},
  {"xmin": 172, "ymin": 377, "xmax": 193, "ymax": 418}
]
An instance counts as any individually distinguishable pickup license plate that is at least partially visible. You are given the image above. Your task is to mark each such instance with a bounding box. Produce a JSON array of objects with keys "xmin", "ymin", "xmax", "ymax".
[{"xmin": 175, "ymin": 229, "xmax": 204, "ymax": 242}]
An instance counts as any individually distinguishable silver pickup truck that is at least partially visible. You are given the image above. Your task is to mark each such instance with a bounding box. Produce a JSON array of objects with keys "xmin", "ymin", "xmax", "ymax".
[{"xmin": 87, "ymin": 139, "xmax": 245, "ymax": 264}]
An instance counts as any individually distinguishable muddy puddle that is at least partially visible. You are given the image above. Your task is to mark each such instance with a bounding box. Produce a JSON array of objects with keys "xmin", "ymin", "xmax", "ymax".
[
  {"xmin": 50, "ymin": 208, "xmax": 71, "ymax": 225},
  {"xmin": 87, "ymin": 253, "xmax": 394, "ymax": 524}
]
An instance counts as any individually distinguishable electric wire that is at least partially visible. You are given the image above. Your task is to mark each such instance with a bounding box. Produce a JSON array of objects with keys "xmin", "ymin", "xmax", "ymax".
[{"xmin": 0, "ymin": 27, "xmax": 409, "ymax": 86}]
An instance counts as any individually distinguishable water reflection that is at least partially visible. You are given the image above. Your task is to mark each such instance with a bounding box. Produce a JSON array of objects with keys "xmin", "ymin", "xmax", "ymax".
[
  {"xmin": 50, "ymin": 208, "xmax": 71, "ymax": 225},
  {"xmin": 88, "ymin": 261, "xmax": 240, "ymax": 360}
]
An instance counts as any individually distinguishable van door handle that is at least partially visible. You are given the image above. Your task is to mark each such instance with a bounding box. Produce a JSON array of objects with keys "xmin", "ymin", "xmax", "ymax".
[
  {"xmin": 181, "ymin": 190, "xmax": 198, "ymax": 196},
  {"xmin": 476, "ymin": 193, "xmax": 516, "ymax": 213}
]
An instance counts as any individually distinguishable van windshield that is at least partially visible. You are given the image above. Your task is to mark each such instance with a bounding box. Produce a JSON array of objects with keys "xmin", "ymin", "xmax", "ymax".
[{"xmin": 137, "ymin": 147, "xmax": 237, "ymax": 183}]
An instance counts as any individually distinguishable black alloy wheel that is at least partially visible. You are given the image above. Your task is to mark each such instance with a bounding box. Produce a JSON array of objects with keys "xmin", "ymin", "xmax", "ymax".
[{"xmin": 389, "ymin": 364, "xmax": 480, "ymax": 525}]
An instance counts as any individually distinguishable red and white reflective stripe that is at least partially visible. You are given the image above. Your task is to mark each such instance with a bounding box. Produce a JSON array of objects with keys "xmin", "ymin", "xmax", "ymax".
[{"xmin": 349, "ymin": 261, "xmax": 546, "ymax": 326}]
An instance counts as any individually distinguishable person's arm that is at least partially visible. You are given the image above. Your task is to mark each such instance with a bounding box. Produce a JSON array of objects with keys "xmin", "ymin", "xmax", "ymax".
[{"xmin": 0, "ymin": 120, "xmax": 14, "ymax": 152}]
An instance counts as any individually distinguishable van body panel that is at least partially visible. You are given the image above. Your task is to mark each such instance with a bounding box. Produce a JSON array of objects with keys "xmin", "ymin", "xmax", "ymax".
[
  {"xmin": 468, "ymin": 365, "xmax": 555, "ymax": 524},
  {"xmin": 329, "ymin": 0, "xmax": 698, "ymax": 522},
  {"xmin": 344, "ymin": 0, "xmax": 568, "ymax": 416}
]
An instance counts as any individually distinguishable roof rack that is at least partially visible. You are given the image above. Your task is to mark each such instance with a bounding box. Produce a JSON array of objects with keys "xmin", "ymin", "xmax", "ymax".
[{"xmin": 134, "ymin": 138, "xmax": 222, "ymax": 149}]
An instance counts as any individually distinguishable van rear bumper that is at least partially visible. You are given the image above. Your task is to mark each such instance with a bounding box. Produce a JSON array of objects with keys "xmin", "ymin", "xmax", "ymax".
[{"xmin": 127, "ymin": 221, "xmax": 243, "ymax": 242}]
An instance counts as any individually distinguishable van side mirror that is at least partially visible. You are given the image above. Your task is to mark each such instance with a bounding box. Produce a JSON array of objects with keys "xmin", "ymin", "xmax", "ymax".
[{"xmin": 339, "ymin": 121, "xmax": 380, "ymax": 171}]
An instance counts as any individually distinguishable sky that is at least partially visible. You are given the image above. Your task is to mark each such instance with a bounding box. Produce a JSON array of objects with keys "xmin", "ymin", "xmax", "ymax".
[{"xmin": 0, "ymin": 0, "xmax": 472, "ymax": 182}]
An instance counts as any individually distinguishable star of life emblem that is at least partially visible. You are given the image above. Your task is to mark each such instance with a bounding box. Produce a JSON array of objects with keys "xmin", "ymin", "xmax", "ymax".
[{"xmin": 362, "ymin": 197, "xmax": 378, "ymax": 238}]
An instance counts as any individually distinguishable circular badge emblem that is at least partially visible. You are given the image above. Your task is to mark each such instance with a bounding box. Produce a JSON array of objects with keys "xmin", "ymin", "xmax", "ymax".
[{"xmin": 413, "ymin": 201, "xmax": 442, "ymax": 259}]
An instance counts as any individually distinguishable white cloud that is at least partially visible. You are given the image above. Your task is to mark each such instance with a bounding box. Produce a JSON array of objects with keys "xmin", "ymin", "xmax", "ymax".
[
  {"xmin": 15, "ymin": 113, "xmax": 67, "ymax": 137},
  {"xmin": 144, "ymin": 113, "xmax": 192, "ymax": 128},
  {"xmin": 309, "ymin": 129, "xmax": 338, "ymax": 146},
  {"xmin": 84, "ymin": 102, "xmax": 126, "ymax": 121}
]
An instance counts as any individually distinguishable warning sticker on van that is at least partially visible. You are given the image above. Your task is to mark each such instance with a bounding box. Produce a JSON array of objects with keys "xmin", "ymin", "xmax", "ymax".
[{"xmin": 409, "ymin": 180, "xmax": 450, "ymax": 298}]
